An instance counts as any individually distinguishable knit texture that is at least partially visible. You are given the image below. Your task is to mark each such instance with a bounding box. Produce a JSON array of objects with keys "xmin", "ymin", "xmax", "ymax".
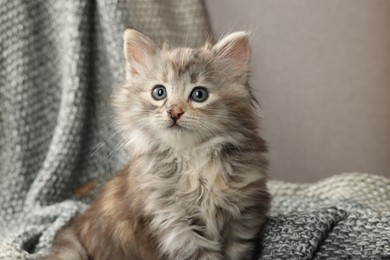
[
  {"xmin": 262, "ymin": 173, "xmax": 390, "ymax": 259},
  {"xmin": 1, "ymin": 1, "xmax": 389, "ymax": 260}
]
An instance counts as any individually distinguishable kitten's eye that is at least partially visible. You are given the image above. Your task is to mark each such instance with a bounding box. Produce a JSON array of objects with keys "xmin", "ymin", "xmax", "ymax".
[
  {"xmin": 152, "ymin": 85, "xmax": 167, "ymax": 100},
  {"xmin": 190, "ymin": 87, "xmax": 209, "ymax": 102}
]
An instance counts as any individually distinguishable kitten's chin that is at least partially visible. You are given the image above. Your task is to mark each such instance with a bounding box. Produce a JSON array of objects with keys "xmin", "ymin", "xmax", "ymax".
[
  {"xmin": 126, "ymin": 122, "xmax": 212, "ymax": 153},
  {"xmin": 160, "ymin": 127, "xmax": 203, "ymax": 151}
]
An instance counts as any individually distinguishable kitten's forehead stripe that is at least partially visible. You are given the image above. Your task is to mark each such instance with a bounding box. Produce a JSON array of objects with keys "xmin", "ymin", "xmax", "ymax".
[
  {"xmin": 165, "ymin": 49, "xmax": 204, "ymax": 85},
  {"xmin": 168, "ymin": 59, "xmax": 177, "ymax": 71},
  {"xmin": 190, "ymin": 72, "xmax": 198, "ymax": 84},
  {"xmin": 177, "ymin": 62, "xmax": 193, "ymax": 77},
  {"xmin": 161, "ymin": 68, "xmax": 168, "ymax": 83}
]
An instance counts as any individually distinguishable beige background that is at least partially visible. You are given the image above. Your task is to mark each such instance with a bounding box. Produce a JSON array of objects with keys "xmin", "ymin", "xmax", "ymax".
[{"xmin": 206, "ymin": 0, "xmax": 390, "ymax": 182}]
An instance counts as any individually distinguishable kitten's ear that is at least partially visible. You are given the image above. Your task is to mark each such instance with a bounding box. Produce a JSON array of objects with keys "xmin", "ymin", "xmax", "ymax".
[
  {"xmin": 212, "ymin": 32, "xmax": 250, "ymax": 81},
  {"xmin": 123, "ymin": 29, "xmax": 157, "ymax": 74}
]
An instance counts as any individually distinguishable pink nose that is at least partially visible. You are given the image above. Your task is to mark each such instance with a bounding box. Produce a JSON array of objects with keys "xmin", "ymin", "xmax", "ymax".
[{"xmin": 168, "ymin": 105, "xmax": 184, "ymax": 122}]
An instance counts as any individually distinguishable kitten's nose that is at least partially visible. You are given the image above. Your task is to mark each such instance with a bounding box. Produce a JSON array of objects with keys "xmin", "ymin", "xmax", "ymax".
[{"xmin": 168, "ymin": 105, "xmax": 184, "ymax": 122}]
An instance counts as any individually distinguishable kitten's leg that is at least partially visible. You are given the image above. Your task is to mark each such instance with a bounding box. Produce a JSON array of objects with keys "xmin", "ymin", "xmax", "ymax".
[
  {"xmin": 41, "ymin": 229, "xmax": 88, "ymax": 260},
  {"xmin": 224, "ymin": 212, "xmax": 266, "ymax": 260}
]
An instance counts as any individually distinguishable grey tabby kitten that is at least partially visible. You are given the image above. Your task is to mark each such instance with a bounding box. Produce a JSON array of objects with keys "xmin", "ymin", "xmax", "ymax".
[{"xmin": 43, "ymin": 29, "xmax": 270, "ymax": 260}]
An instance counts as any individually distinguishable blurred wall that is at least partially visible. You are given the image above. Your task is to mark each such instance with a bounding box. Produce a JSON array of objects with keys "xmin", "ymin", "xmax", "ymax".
[{"xmin": 206, "ymin": 0, "xmax": 390, "ymax": 182}]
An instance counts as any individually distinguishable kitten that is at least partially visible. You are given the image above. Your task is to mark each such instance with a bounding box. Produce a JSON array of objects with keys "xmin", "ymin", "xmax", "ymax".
[{"xmin": 43, "ymin": 29, "xmax": 270, "ymax": 260}]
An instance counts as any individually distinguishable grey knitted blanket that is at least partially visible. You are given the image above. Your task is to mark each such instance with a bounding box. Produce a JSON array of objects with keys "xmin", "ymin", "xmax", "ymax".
[{"xmin": 1, "ymin": 1, "xmax": 389, "ymax": 259}]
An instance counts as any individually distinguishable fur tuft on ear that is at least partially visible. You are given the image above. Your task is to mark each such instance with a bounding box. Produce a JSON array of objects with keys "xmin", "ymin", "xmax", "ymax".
[
  {"xmin": 212, "ymin": 32, "xmax": 250, "ymax": 81},
  {"xmin": 123, "ymin": 29, "xmax": 157, "ymax": 74}
]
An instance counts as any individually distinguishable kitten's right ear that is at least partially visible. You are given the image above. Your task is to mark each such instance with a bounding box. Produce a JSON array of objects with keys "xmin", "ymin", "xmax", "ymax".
[
  {"xmin": 123, "ymin": 29, "xmax": 157, "ymax": 74},
  {"xmin": 212, "ymin": 32, "xmax": 250, "ymax": 82}
]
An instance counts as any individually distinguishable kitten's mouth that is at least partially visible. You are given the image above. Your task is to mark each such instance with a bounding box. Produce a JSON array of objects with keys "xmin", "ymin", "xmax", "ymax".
[{"xmin": 169, "ymin": 121, "xmax": 184, "ymax": 130}]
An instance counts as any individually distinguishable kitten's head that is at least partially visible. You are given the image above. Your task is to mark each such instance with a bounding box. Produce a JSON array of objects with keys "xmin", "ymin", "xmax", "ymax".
[{"xmin": 114, "ymin": 29, "xmax": 259, "ymax": 153}]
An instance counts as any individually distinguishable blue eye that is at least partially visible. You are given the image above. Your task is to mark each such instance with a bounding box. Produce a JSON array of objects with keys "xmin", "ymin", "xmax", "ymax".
[
  {"xmin": 190, "ymin": 87, "xmax": 209, "ymax": 102},
  {"xmin": 152, "ymin": 85, "xmax": 167, "ymax": 100}
]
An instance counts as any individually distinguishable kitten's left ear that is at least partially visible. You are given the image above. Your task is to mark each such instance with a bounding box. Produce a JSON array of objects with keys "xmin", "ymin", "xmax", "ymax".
[
  {"xmin": 212, "ymin": 32, "xmax": 250, "ymax": 81},
  {"xmin": 123, "ymin": 29, "xmax": 157, "ymax": 74}
]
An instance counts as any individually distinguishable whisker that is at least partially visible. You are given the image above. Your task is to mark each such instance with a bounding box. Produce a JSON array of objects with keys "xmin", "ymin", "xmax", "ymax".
[
  {"xmin": 89, "ymin": 130, "xmax": 123, "ymax": 158},
  {"xmin": 102, "ymin": 139, "xmax": 129, "ymax": 165},
  {"xmin": 98, "ymin": 120, "xmax": 157, "ymax": 165}
]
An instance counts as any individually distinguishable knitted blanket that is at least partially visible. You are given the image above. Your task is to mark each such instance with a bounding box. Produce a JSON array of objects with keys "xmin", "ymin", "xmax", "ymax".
[
  {"xmin": 263, "ymin": 173, "xmax": 390, "ymax": 259},
  {"xmin": 1, "ymin": 1, "xmax": 389, "ymax": 259}
]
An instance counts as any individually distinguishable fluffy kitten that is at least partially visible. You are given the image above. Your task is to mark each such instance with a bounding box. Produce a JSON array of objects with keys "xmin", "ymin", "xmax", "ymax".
[{"xmin": 43, "ymin": 29, "xmax": 270, "ymax": 260}]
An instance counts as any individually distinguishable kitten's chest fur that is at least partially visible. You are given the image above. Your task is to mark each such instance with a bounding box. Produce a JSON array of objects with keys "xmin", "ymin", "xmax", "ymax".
[{"xmin": 137, "ymin": 148, "xmax": 246, "ymax": 239}]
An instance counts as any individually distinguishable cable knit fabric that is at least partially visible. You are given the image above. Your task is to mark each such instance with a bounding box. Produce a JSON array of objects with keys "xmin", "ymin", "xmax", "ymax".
[{"xmin": 1, "ymin": 1, "xmax": 389, "ymax": 260}]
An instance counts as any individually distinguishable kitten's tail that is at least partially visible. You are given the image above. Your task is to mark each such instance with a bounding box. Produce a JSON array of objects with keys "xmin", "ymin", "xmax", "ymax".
[{"xmin": 40, "ymin": 229, "xmax": 88, "ymax": 260}]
